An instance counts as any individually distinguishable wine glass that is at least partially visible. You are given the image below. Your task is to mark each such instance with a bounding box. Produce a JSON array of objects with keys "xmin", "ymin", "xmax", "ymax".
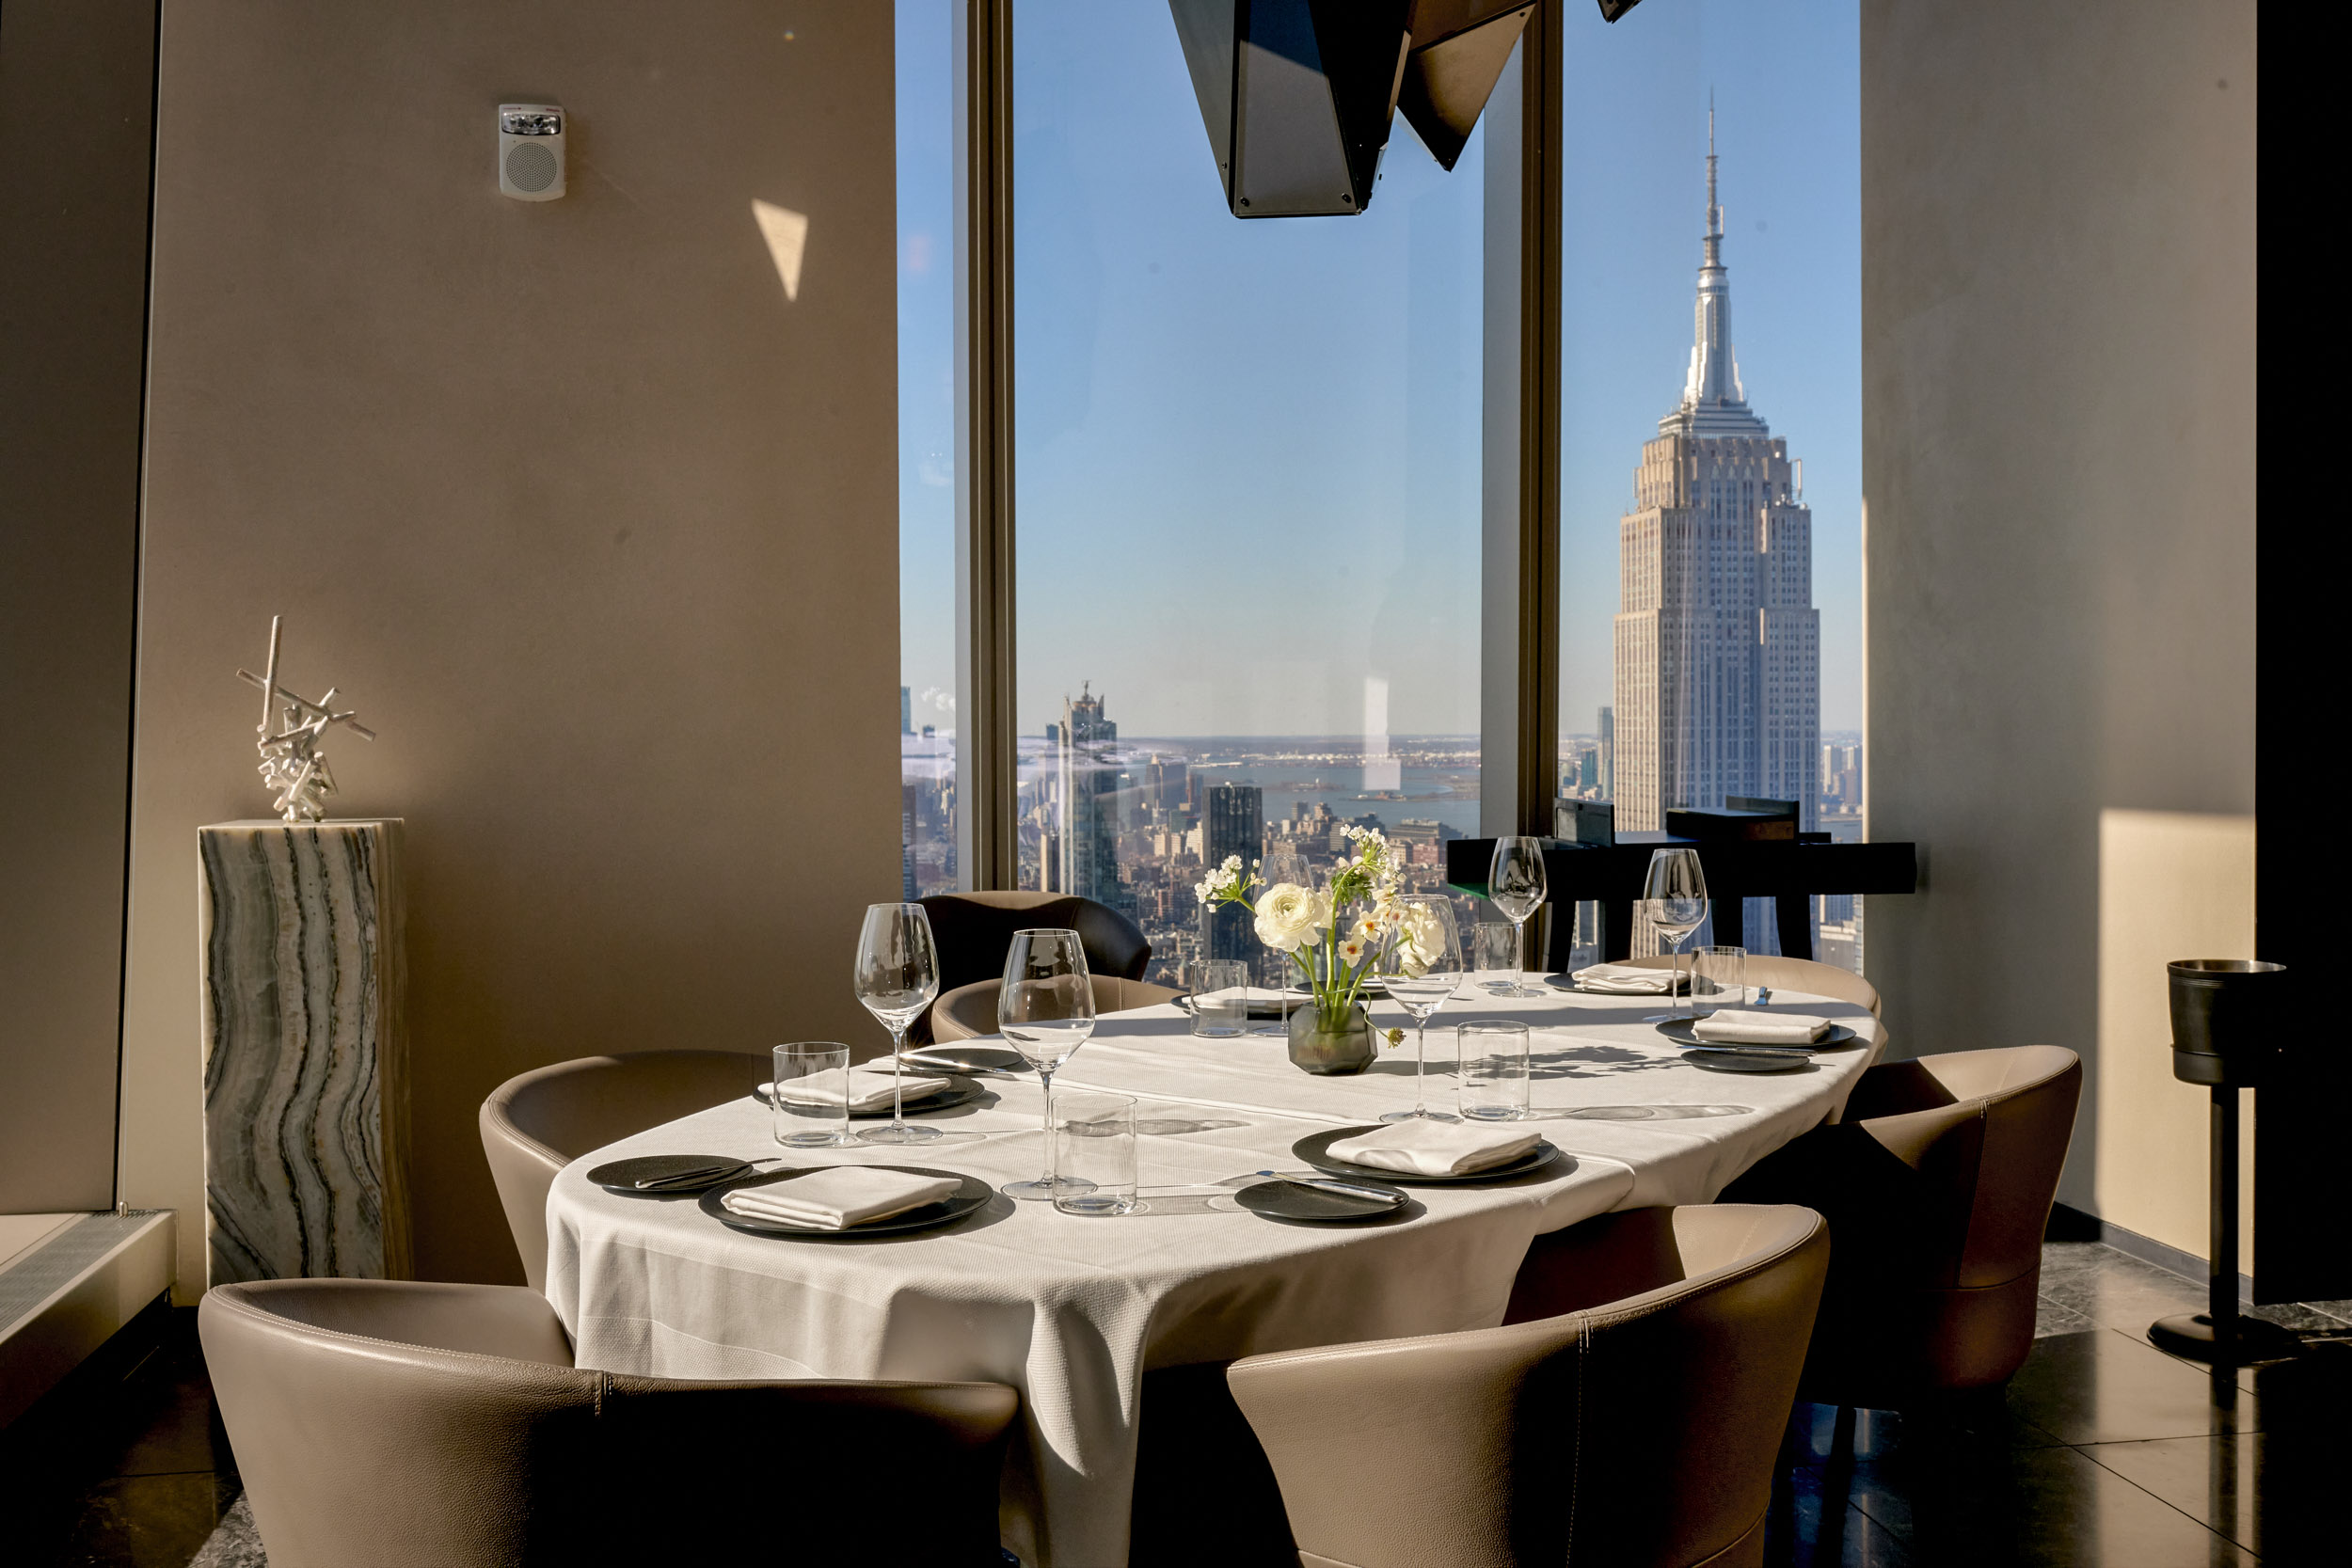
[
  {"xmin": 998, "ymin": 928, "xmax": 1097, "ymax": 1200},
  {"xmin": 852, "ymin": 903, "xmax": 942, "ymax": 1145},
  {"xmin": 1253, "ymin": 844, "xmax": 1311, "ymax": 1035},
  {"xmin": 1377, "ymin": 895, "xmax": 1464, "ymax": 1122},
  {"xmin": 1640, "ymin": 847, "xmax": 1709, "ymax": 1022},
  {"xmin": 1487, "ymin": 837, "xmax": 1549, "ymax": 997}
]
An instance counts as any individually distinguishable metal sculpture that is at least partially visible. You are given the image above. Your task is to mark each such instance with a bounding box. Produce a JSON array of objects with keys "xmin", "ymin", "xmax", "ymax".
[{"xmin": 236, "ymin": 616, "xmax": 374, "ymax": 822}]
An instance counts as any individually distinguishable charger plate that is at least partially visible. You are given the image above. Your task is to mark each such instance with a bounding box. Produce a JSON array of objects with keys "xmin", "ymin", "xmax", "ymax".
[
  {"xmin": 1293, "ymin": 1127, "xmax": 1562, "ymax": 1186},
  {"xmin": 700, "ymin": 1164, "xmax": 992, "ymax": 1240},
  {"xmin": 755, "ymin": 1073, "xmax": 986, "ymax": 1118},
  {"xmin": 1652, "ymin": 1018, "xmax": 1858, "ymax": 1051},
  {"xmin": 585, "ymin": 1154, "xmax": 752, "ymax": 1195}
]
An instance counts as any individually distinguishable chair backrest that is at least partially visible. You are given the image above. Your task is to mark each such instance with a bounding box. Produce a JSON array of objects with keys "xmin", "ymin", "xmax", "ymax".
[
  {"xmin": 1617, "ymin": 951, "xmax": 1881, "ymax": 1018},
  {"xmin": 201, "ymin": 1277, "xmax": 1019, "ymax": 1568},
  {"xmin": 1841, "ymin": 1043, "xmax": 2082, "ymax": 1291},
  {"xmin": 1228, "ymin": 1204, "xmax": 1827, "ymax": 1568},
  {"xmin": 479, "ymin": 1050, "xmax": 770, "ymax": 1290},
  {"xmin": 930, "ymin": 974, "xmax": 1181, "ymax": 1042},
  {"xmin": 918, "ymin": 892, "xmax": 1152, "ymax": 990}
]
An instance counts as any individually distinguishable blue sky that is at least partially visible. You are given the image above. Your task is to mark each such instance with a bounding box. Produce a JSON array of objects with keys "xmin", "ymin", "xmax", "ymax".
[{"xmin": 897, "ymin": 1, "xmax": 1860, "ymax": 740}]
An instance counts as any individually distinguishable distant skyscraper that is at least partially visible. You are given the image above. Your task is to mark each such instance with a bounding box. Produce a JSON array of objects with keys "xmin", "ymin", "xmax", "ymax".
[
  {"xmin": 1597, "ymin": 705, "xmax": 1614, "ymax": 800},
  {"xmin": 1203, "ymin": 784, "xmax": 1263, "ymax": 962},
  {"xmin": 1613, "ymin": 112, "xmax": 1820, "ymax": 832},
  {"xmin": 1053, "ymin": 684, "xmax": 1131, "ymax": 911},
  {"xmin": 901, "ymin": 686, "xmax": 912, "ymax": 735}
]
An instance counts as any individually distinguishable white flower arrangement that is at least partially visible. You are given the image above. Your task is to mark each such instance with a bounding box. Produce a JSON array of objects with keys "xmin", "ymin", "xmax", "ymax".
[{"xmin": 1198, "ymin": 826, "xmax": 1406, "ymax": 1033}]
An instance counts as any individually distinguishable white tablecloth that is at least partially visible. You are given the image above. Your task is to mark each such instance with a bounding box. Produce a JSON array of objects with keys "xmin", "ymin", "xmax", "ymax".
[{"xmin": 546, "ymin": 988, "xmax": 1881, "ymax": 1567}]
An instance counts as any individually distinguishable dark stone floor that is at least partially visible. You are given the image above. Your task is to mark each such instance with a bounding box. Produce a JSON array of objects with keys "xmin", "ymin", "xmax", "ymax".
[{"xmin": 6, "ymin": 1243, "xmax": 2344, "ymax": 1565}]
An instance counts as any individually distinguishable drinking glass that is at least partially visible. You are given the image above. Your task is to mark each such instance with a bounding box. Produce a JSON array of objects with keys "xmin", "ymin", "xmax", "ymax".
[
  {"xmin": 1253, "ymin": 845, "xmax": 1311, "ymax": 1034},
  {"xmin": 1188, "ymin": 958, "xmax": 1248, "ymax": 1037},
  {"xmin": 1457, "ymin": 1021, "xmax": 1532, "ymax": 1121},
  {"xmin": 998, "ymin": 928, "xmax": 1097, "ymax": 1200},
  {"xmin": 771, "ymin": 1043, "xmax": 851, "ymax": 1148},
  {"xmin": 1051, "ymin": 1093, "xmax": 1139, "ymax": 1216},
  {"xmin": 1471, "ymin": 922, "xmax": 1518, "ymax": 991},
  {"xmin": 1487, "ymin": 837, "xmax": 1549, "ymax": 997},
  {"xmin": 851, "ymin": 902, "xmax": 941, "ymax": 1145},
  {"xmin": 1692, "ymin": 945, "xmax": 1747, "ymax": 1015},
  {"xmin": 1378, "ymin": 895, "xmax": 1465, "ymax": 1121},
  {"xmin": 1640, "ymin": 847, "xmax": 1709, "ymax": 1022}
]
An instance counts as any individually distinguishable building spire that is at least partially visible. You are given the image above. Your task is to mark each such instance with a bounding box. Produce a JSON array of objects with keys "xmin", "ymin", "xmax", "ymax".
[{"xmin": 1665, "ymin": 96, "xmax": 1767, "ymax": 438}]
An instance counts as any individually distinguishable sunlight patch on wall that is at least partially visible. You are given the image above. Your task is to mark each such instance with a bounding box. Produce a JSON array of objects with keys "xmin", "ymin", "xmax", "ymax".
[{"xmin": 753, "ymin": 199, "xmax": 809, "ymax": 301}]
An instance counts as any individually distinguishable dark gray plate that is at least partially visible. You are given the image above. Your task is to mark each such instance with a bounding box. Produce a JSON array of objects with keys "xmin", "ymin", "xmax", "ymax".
[
  {"xmin": 1547, "ymin": 972, "xmax": 1688, "ymax": 995},
  {"xmin": 1293, "ymin": 1126, "xmax": 1563, "ymax": 1186},
  {"xmin": 1680, "ymin": 1048, "xmax": 1818, "ymax": 1074},
  {"xmin": 755, "ymin": 1073, "xmax": 986, "ymax": 1118},
  {"xmin": 700, "ymin": 1164, "xmax": 993, "ymax": 1239},
  {"xmin": 585, "ymin": 1153, "xmax": 752, "ymax": 1195},
  {"xmin": 1235, "ymin": 1176, "xmax": 1407, "ymax": 1224},
  {"xmin": 1652, "ymin": 1018, "xmax": 1858, "ymax": 1051}
]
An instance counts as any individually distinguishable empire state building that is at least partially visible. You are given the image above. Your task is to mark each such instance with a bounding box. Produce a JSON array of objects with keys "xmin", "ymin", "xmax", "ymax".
[{"xmin": 1613, "ymin": 115, "xmax": 1820, "ymax": 833}]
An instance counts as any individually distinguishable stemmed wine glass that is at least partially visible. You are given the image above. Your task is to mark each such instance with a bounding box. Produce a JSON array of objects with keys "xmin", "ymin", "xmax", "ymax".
[
  {"xmin": 998, "ymin": 928, "xmax": 1097, "ymax": 1200},
  {"xmin": 1377, "ymin": 895, "xmax": 1464, "ymax": 1123},
  {"xmin": 1253, "ymin": 844, "xmax": 1311, "ymax": 1036},
  {"xmin": 1640, "ymin": 847, "xmax": 1709, "ymax": 1023},
  {"xmin": 852, "ymin": 902, "xmax": 943, "ymax": 1145},
  {"xmin": 1487, "ymin": 837, "xmax": 1549, "ymax": 998}
]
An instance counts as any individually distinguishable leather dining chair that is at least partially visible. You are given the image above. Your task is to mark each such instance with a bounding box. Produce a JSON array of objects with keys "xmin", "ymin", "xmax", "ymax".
[
  {"xmin": 200, "ymin": 1277, "xmax": 1018, "ymax": 1568},
  {"xmin": 1614, "ymin": 951, "xmax": 1882, "ymax": 1018},
  {"xmin": 914, "ymin": 891, "xmax": 1152, "ymax": 1041},
  {"xmin": 1225, "ymin": 1204, "xmax": 1829, "ymax": 1568},
  {"xmin": 480, "ymin": 1050, "xmax": 769, "ymax": 1291},
  {"xmin": 1719, "ymin": 1044, "xmax": 2082, "ymax": 1407},
  {"xmin": 930, "ymin": 974, "xmax": 1183, "ymax": 1042}
]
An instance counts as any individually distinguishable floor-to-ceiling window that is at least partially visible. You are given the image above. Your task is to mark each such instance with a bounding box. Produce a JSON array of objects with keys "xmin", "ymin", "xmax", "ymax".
[
  {"xmin": 1555, "ymin": 0, "xmax": 1863, "ymax": 970},
  {"xmin": 1008, "ymin": 4, "xmax": 1487, "ymax": 986},
  {"xmin": 898, "ymin": 0, "xmax": 960, "ymax": 898}
]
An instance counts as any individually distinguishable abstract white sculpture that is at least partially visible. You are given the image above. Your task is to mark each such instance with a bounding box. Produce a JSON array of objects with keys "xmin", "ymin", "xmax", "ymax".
[{"xmin": 237, "ymin": 615, "xmax": 374, "ymax": 822}]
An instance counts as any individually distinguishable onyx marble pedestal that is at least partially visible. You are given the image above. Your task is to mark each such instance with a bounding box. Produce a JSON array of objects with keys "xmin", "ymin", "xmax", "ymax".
[{"xmin": 199, "ymin": 818, "xmax": 408, "ymax": 1286}]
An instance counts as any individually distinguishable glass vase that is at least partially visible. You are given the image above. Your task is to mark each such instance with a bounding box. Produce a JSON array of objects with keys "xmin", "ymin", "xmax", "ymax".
[{"xmin": 1286, "ymin": 1000, "xmax": 1377, "ymax": 1075}]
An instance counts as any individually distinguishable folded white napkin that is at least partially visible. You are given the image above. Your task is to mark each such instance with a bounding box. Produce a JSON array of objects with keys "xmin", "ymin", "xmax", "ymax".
[
  {"xmin": 766, "ymin": 1064, "xmax": 951, "ymax": 1113},
  {"xmin": 720, "ymin": 1167, "xmax": 961, "ymax": 1230},
  {"xmin": 1326, "ymin": 1121, "xmax": 1544, "ymax": 1177},
  {"xmin": 1692, "ymin": 1009, "xmax": 1832, "ymax": 1045},
  {"xmin": 1571, "ymin": 962, "xmax": 1685, "ymax": 995}
]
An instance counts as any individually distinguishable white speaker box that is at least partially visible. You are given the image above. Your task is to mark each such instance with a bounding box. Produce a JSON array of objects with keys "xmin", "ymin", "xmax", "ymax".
[{"xmin": 498, "ymin": 104, "xmax": 565, "ymax": 201}]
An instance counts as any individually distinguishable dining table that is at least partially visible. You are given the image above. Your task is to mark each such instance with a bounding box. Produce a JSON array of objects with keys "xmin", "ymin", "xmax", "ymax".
[{"xmin": 544, "ymin": 982, "xmax": 1884, "ymax": 1568}]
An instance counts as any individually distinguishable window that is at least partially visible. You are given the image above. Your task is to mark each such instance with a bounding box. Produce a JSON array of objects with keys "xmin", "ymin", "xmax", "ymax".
[
  {"xmin": 1009, "ymin": 4, "xmax": 1488, "ymax": 984},
  {"xmin": 898, "ymin": 0, "xmax": 958, "ymax": 898},
  {"xmin": 1556, "ymin": 0, "xmax": 1863, "ymax": 970}
]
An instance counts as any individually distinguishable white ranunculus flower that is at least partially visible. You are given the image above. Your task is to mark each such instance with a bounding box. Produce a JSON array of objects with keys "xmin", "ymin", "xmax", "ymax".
[
  {"xmin": 1254, "ymin": 883, "xmax": 1327, "ymax": 953},
  {"xmin": 1392, "ymin": 902, "xmax": 1445, "ymax": 978}
]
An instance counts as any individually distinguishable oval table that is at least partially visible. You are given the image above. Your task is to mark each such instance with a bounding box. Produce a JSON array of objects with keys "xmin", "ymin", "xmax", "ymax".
[{"xmin": 546, "ymin": 985, "xmax": 1883, "ymax": 1568}]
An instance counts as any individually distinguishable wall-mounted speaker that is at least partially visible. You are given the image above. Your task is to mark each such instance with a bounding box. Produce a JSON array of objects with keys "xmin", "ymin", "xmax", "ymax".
[{"xmin": 498, "ymin": 103, "xmax": 565, "ymax": 201}]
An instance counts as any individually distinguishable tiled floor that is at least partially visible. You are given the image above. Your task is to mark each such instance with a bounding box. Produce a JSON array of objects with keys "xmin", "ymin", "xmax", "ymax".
[
  {"xmin": 1762, "ymin": 1243, "xmax": 2352, "ymax": 1565},
  {"xmin": 7, "ymin": 1243, "xmax": 2344, "ymax": 1565}
]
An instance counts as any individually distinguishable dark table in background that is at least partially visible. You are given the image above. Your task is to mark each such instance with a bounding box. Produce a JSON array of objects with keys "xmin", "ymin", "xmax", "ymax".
[{"xmin": 1445, "ymin": 835, "xmax": 1919, "ymax": 966}]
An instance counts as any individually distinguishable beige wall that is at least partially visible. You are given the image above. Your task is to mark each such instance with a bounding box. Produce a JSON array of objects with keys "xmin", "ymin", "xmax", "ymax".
[
  {"xmin": 120, "ymin": 2, "xmax": 902, "ymax": 1296},
  {"xmin": 0, "ymin": 1, "xmax": 154, "ymax": 1212},
  {"xmin": 1862, "ymin": 1, "xmax": 2256, "ymax": 1227}
]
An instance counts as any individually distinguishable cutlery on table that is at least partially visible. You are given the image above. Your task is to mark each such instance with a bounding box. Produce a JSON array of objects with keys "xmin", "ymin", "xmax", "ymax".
[
  {"xmin": 1240, "ymin": 1169, "xmax": 1401, "ymax": 1202},
  {"xmin": 632, "ymin": 1162, "xmax": 745, "ymax": 1190}
]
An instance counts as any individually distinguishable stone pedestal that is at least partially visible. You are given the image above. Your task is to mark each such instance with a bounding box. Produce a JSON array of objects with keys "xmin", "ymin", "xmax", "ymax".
[{"xmin": 199, "ymin": 818, "xmax": 408, "ymax": 1286}]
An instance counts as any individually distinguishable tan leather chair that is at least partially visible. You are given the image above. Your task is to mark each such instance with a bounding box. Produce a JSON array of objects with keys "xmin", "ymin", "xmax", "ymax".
[
  {"xmin": 1720, "ymin": 1044, "xmax": 2081, "ymax": 1406},
  {"xmin": 1227, "ymin": 1204, "xmax": 1829, "ymax": 1568},
  {"xmin": 200, "ymin": 1277, "xmax": 1017, "ymax": 1568},
  {"xmin": 930, "ymin": 974, "xmax": 1182, "ymax": 1041},
  {"xmin": 1616, "ymin": 950, "xmax": 1882, "ymax": 1018},
  {"xmin": 480, "ymin": 1050, "xmax": 769, "ymax": 1290}
]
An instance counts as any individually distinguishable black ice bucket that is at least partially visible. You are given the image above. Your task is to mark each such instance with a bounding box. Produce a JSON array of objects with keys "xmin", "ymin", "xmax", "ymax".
[{"xmin": 2168, "ymin": 958, "xmax": 2288, "ymax": 1087}]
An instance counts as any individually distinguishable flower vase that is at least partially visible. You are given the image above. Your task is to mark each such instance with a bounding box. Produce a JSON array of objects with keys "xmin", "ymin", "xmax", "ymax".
[{"xmin": 1287, "ymin": 1002, "xmax": 1377, "ymax": 1076}]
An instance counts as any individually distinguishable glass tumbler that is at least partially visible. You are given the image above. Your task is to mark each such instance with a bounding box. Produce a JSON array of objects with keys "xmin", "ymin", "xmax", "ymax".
[
  {"xmin": 1052, "ymin": 1093, "xmax": 1139, "ymax": 1215},
  {"xmin": 1472, "ymin": 923, "xmax": 1518, "ymax": 990},
  {"xmin": 771, "ymin": 1043, "xmax": 851, "ymax": 1148},
  {"xmin": 1692, "ymin": 945, "xmax": 1747, "ymax": 1014},
  {"xmin": 1189, "ymin": 958, "xmax": 1249, "ymax": 1037},
  {"xmin": 1457, "ymin": 1022, "xmax": 1532, "ymax": 1121}
]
